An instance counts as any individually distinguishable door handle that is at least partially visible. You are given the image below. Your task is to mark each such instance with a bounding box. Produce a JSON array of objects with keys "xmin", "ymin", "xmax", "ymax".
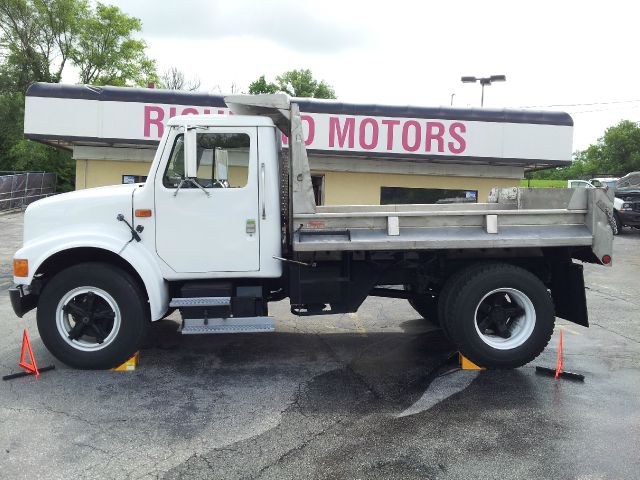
[{"xmin": 260, "ymin": 162, "xmax": 266, "ymax": 220}]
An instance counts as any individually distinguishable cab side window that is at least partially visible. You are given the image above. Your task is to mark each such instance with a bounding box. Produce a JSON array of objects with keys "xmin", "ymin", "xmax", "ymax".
[
  {"xmin": 162, "ymin": 132, "xmax": 250, "ymax": 189},
  {"xmin": 163, "ymin": 134, "xmax": 185, "ymax": 188}
]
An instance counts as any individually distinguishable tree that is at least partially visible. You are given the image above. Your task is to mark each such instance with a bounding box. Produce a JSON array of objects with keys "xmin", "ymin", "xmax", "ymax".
[
  {"xmin": 72, "ymin": 3, "xmax": 157, "ymax": 87},
  {"xmin": 248, "ymin": 69, "xmax": 336, "ymax": 99},
  {"xmin": 0, "ymin": 1, "xmax": 158, "ymax": 191},
  {"xmin": 532, "ymin": 120, "xmax": 640, "ymax": 181},
  {"xmin": 248, "ymin": 75, "xmax": 278, "ymax": 95},
  {"xmin": 595, "ymin": 120, "xmax": 640, "ymax": 174},
  {"xmin": 160, "ymin": 66, "xmax": 201, "ymax": 91},
  {"xmin": 0, "ymin": 0, "xmax": 88, "ymax": 92}
]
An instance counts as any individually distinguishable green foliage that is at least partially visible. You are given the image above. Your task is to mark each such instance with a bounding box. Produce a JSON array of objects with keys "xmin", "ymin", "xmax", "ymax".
[
  {"xmin": 519, "ymin": 179, "xmax": 567, "ymax": 188},
  {"xmin": 73, "ymin": 3, "xmax": 157, "ymax": 87},
  {"xmin": 0, "ymin": 0, "xmax": 89, "ymax": 93},
  {"xmin": 248, "ymin": 75, "xmax": 278, "ymax": 95},
  {"xmin": 249, "ymin": 69, "xmax": 336, "ymax": 99},
  {"xmin": 0, "ymin": 0, "xmax": 156, "ymax": 191},
  {"xmin": 0, "ymin": 92, "xmax": 74, "ymax": 191},
  {"xmin": 532, "ymin": 120, "xmax": 640, "ymax": 181}
]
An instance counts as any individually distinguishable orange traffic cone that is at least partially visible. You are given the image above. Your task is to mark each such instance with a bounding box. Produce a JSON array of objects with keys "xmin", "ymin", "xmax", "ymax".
[
  {"xmin": 535, "ymin": 327, "xmax": 584, "ymax": 382},
  {"xmin": 554, "ymin": 329, "xmax": 564, "ymax": 379},
  {"xmin": 2, "ymin": 329, "xmax": 55, "ymax": 381},
  {"xmin": 19, "ymin": 329, "xmax": 39, "ymax": 377}
]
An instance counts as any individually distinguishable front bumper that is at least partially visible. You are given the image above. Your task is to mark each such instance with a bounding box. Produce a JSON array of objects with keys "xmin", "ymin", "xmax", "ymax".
[
  {"xmin": 9, "ymin": 286, "xmax": 38, "ymax": 318},
  {"xmin": 618, "ymin": 210, "xmax": 640, "ymax": 227}
]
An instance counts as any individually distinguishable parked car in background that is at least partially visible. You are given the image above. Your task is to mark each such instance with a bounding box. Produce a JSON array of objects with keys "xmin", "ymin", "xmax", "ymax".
[
  {"xmin": 568, "ymin": 179, "xmax": 599, "ymax": 189},
  {"xmin": 612, "ymin": 172, "xmax": 640, "ymax": 235},
  {"xmin": 591, "ymin": 177, "xmax": 618, "ymax": 190},
  {"xmin": 567, "ymin": 178, "xmax": 618, "ymax": 191}
]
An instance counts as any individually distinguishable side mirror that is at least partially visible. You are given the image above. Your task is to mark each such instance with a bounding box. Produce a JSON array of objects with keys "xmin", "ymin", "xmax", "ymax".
[
  {"xmin": 184, "ymin": 127, "xmax": 198, "ymax": 178},
  {"xmin": 215, "ymin": 148, "xmax": 229, "ymax": 183}
]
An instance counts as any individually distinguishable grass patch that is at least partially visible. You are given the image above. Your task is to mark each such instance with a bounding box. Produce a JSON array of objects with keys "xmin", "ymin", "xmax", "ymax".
[{"xmin": 519, "ymin": 179, "xmax": 567, "ymax": 188}]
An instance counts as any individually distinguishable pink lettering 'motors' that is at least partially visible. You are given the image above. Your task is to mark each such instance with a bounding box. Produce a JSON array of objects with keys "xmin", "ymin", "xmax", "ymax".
[
  {"xmin": 143, "ymin": 105, "xmax": 468, "ymax": 154},
  {"xmin": 328, "ymin": 116, "xmax": 467, "ymax": 154}
]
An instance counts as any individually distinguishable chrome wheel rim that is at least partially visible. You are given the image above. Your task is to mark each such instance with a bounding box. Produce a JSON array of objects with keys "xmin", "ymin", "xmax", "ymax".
[
  {"xmin": 473, "ymin": 288, "xmax": 535, "ymax": 350},
  {"xmin": 56, "ymin": 287, "xmax": 121, "ymax": 351}
]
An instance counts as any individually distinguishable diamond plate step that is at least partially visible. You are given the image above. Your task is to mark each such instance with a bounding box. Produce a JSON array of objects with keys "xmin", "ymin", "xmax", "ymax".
[
  {"xmin": 180, "ymin": 317, "xmax": 275, "ymax": 335},
  {"xmin": 169, "ymin": 297, "xmax": 231, "ymax": 308}
]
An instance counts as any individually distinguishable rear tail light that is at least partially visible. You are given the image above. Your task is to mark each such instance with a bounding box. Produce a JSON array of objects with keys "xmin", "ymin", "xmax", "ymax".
[{"xmin": 602, "ymin": 255, "xmax": 612, "ymax": 265}]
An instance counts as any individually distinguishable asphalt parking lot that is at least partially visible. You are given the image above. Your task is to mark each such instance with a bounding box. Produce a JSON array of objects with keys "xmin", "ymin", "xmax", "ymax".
[{"xmin": 1, "ymin": 210, "xmax": 639, "ymax": 480}]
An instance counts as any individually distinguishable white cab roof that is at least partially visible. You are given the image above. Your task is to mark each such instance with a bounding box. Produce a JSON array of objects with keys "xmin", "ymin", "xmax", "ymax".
[{"xmin": 167, "ymin": 114, "xmax": 274, "ymax": 128}]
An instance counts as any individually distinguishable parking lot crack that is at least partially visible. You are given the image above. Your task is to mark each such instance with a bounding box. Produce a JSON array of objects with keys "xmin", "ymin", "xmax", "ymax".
[
  {"xmin": 591, "ymin": 321, "xmax": 640, "ymax": 344},
  {"xmin": 38, "ymin": 405, "xmax": 101, "ymax": 428},
  {"xmin": 252, "ymin": 418, "xmax": 344, "ymax": 479}
]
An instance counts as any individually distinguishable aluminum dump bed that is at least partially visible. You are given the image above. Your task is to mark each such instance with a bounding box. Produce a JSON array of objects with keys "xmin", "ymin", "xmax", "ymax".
[
  {"xmin": 292, "ymin": 187, "xmax": 613, "ymax": 260},
  {"xmin": 224, "ymin": 95, "xmax": 613, "ymax": 264}
]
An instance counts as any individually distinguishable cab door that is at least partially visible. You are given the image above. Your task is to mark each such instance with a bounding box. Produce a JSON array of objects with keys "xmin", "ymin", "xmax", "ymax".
[{"xmin": 154, "ymin": 126, "xmax": 260, "ymax": 273}]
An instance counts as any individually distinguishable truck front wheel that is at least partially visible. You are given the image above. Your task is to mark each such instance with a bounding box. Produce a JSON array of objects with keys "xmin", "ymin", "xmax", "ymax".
[
  {"xmin": 445, "ymin": 264, "xmax": 555, "ymax": 369},
  {"xmin": 37, "ymin": 262, "xmax": 149, "ymax": 369}
]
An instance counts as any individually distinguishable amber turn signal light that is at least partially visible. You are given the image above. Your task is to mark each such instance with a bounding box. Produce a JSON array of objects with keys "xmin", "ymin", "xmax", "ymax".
[
  {"xmin": 135, "ymin": 209, "xmax": 152, "ymax": 218},
  {"xmin": 13, "ymin": 259, "xmax": 28, "ymax": 277}
]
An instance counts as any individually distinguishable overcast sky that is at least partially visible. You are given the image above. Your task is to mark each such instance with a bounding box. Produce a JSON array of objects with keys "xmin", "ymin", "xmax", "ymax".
[{"xmin": 103, "ymin": 0, "xmax": 639, "ymax": 152}]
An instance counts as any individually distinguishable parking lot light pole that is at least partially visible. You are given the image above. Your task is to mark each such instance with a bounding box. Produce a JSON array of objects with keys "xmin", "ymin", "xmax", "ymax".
[{"xmin": 461, "ymin": 75, "xmax": 506, "ymax": 107}]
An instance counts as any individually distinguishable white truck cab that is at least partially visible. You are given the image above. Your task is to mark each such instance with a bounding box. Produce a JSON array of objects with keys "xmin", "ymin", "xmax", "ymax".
[{"xmin": 10, "ymin": 94, "xmax": 614, "ymax": 371}]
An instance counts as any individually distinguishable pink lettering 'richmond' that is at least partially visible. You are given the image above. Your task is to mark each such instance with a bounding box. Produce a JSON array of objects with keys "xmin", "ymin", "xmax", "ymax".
[
  {"xmin": 448, "ymin": 122, "xmax": 467, "ymax": 154},
  {"xmin": 359, "ymin": 117, "xmax": 379, "ymax": 150},
  {"xmin": 301, "ymin": 115, "xmax": 315, "ymax": 146},
  {"xmin": 329, "ymin": 116, "xmax": 356, "ymax": 148},
  {"xmin": 402, "ymin": 120, "xmax": 421, "ymax": 152},
  {"xmin": 144, "ymin": 106, "xmax": 164, "ymax": 138}
]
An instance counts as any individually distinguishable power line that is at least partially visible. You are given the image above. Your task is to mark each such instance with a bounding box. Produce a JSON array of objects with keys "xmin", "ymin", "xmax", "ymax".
[
  {"xmin": 570, "ymin": 105, "xmax": 640, "ymax": 114},
  {"xmin": 520, "ymin": 99, "xmax": 640, "ymax": 109}
]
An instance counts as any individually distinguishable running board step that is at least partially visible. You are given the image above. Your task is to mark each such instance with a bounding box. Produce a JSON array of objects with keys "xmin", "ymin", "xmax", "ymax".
[
  {"xmin": 180, "ymin": 317, "xmax": 275, "ymax": 335},
  {"xmin": 170, "ymin": 296, "xmax": 230, "ymax": 308}
]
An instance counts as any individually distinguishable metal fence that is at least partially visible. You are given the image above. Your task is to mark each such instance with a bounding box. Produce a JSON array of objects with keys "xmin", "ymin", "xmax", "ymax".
[{"xmin": 0, "ymin": 172, "xmax": 57, "ymax": 211}]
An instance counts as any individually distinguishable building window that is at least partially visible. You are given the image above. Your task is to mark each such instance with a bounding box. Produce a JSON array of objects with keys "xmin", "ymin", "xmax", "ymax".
[
  {"xmin": 123, "ymin": 175, "xmax": 147, "ymax": 184},
  {"xmin": 311, "ymin": 174, "xmax": 325, "ymax": 206},
  {"xmin": 380, "ymin": 186, "xmax": 478, "ymax": 205}
]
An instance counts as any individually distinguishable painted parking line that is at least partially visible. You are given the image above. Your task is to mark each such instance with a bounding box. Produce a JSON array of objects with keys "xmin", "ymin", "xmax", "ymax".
[{"xmin": 555, "ymin": 324, "xmax": 582, "ymax": 336}]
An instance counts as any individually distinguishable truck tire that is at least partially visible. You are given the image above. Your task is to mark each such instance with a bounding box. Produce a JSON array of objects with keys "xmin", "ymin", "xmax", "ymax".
[
  {"xmin": 36, "ymin": 262, "xmax": 149, "ymax": 369},
  {"xmin": 437, "ymin": 263, "xmax": 490, "ymax": 338},
  {"xmin": 444, "ymin": 263, "xmax": 555, "ymax": 369}
]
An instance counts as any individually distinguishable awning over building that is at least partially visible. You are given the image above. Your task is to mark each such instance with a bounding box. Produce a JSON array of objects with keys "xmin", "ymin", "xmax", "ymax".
[{"xmin": 24, "ymin": 82, "xmax": 573, "ymax": 168}]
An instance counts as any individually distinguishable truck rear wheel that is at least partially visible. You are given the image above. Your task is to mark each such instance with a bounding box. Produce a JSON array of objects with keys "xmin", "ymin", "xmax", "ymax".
[
  {"xmin": 438, "ymin": 263, "xmax": 490, "ymax": 339},
  {"xmin": 444, "ymin": 263, "xmax": 555, "ymax": 369},
  {"xmin": 37, "ymin": 262, "xmax": 149, "ymax": 369}
]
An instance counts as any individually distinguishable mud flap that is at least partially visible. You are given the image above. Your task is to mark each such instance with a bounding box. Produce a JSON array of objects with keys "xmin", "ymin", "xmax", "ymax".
[{"xmin": 550, "ymin": 262, "xmax": 589, "ymax": 327}]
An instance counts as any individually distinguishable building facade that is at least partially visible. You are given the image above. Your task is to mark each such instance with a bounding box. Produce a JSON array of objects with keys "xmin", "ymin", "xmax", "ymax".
[{"xmin": 23, "ymin": 83, "xmax": 573, "ymax": 205}]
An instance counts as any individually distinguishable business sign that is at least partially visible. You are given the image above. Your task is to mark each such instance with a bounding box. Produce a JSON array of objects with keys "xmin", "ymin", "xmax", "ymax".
[{"xmin": 24, "ymin": 96, "xmax": 573, "ymax": 164}]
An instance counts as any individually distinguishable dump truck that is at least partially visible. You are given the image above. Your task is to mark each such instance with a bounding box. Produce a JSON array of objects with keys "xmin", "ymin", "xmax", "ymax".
[{"xmin": 9, "ymin": 94, "xmax": 614, "ymax": 370}]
